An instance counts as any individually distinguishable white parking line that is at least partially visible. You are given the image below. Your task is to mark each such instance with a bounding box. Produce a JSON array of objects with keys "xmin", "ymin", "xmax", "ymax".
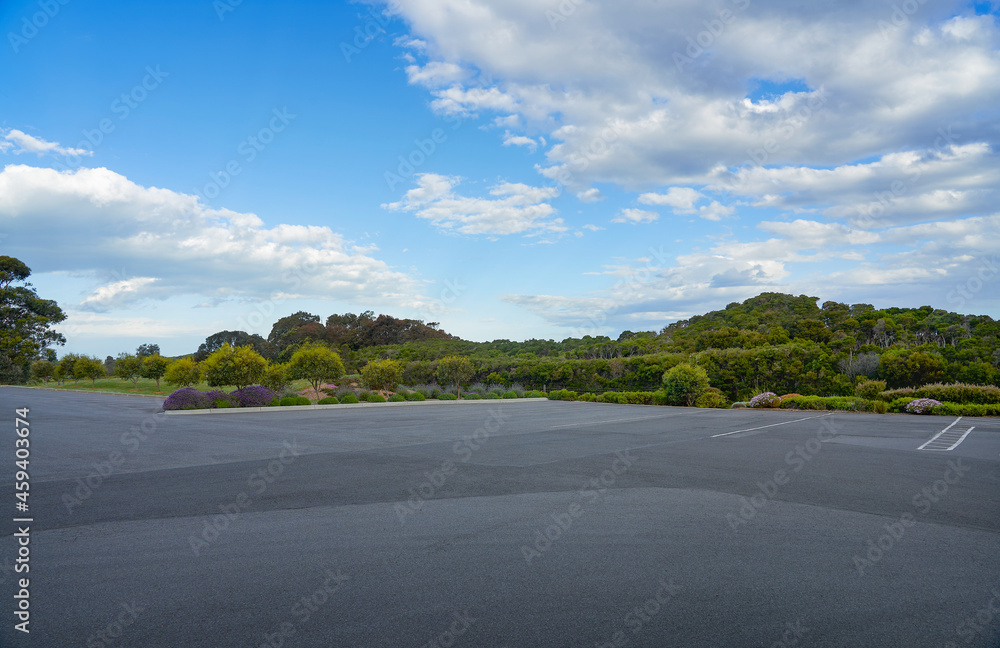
[
  {"xmin": 918, "ymin": 417, "xmax": 975, "ymax": 451},
  {"xmin": 547, "ymin": 413, "xmax": 683, "ymax": 429},
  {"xmin": 710, "ymin": 413, "xmax": 833, "ymax": 438}
]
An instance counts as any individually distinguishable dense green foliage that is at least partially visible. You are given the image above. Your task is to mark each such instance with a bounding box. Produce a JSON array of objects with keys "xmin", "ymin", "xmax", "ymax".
[
  {"xmin": 0, "ymin": 256, "xmax": 65, "ymax": 383},
  {"xmin": 286, "ymin": 343, "xmax": 345, "ymax": 392},
  {"xmin": 360, "ymin": 358, "xmax": 403, "ymax": 393}
]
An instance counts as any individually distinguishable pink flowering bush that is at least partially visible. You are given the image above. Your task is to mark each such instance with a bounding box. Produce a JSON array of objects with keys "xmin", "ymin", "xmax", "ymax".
[
  {"xmin": 905, "ymin": 398, "xmax": 942, "ymax": 414},
  {"xmin": 749, "ymin": 392, "xmax": 781, "ymax": 408}
]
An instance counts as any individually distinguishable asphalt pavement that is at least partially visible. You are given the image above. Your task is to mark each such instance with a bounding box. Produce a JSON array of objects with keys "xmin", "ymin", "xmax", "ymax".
[{"xmin": 1, "ymin": 387, "xmax": 998, "ymax": 647}]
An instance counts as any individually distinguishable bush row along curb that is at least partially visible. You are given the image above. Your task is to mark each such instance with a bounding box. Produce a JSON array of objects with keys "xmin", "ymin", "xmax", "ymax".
[{"xmin": 163, "ymin": 397, "xmax": 549, "ymax": 415}]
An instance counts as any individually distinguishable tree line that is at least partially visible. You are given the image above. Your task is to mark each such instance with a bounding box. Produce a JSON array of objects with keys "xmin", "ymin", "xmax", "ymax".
[{"xmin": 2, "ymin": 251, "xmax": 997, "ymax": 400}]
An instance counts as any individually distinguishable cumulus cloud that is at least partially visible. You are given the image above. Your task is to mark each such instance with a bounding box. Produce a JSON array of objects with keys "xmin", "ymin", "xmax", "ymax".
[
  {"xmin": 502, "ymin": 132, "xmax": 539, "ymax": 152},
  {"xmin": 2, "ymin": 129, "xmax": 93, "ymax": 158},
  {"xmin": 576, "ymin": 188, "xmax": 604, "ymax": 202},
  {"xmin": 611, "ymin": 208, "xmax": 659, "ymax": 224},
  {"xmin": 639, "ymin": 188, "xmax": 703, "ymax": 211},
  {"xmin": 382, "ymin": 173, "xmax": 564, "ymax": 236},
  {"xmin": 385, "ymin": 0, "xmax": 1000, "ymax": 203},
  {"xmin": 0, "ymin": 164, "xmax": 430, "ymax": 311}
]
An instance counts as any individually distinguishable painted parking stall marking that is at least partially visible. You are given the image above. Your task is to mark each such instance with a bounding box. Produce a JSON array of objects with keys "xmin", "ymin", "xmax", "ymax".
[
  {"xmin": 918, "ymin": 417, "xmax": 976, "ymax": 451},
  {"xmin": 711, "ymin": 413, "xmax": 833, "ymax": 438}
]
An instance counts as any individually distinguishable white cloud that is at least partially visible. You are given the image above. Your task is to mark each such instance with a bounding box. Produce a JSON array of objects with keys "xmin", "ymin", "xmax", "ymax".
[
  {"xmin": 0, "ymin": 164, "xmax": 429, "ymax": 311},
  {"xmin": 582, "ymin": 223, "xmax": 605, "ymax": 231},
  {"xmin": 2, "ymin": 129, "xmax": 93, "ymax": 158},
  {"xmin": 502, "ymin": 132, "xmax": 538, "ymax": 152},
  {"xmin": 387, "ymin": 0, "xmax": 1000, "ymax": 204},
  {"xmin": 638, "ymin": 187, "xmax": 703, "ymax": 211},
  {"xmin": 382, "ymin": 173, "xmax": 564, "ymax": 236},
  {"xmin": 405, "ymin": 61, "xmax": 472, "ymax": 87},
  {"xmin": 576, "ymin": 188, "xmax": 604, "ymax": 202},
  {"xmin": 698, "ymin": 200, "xmax": 735, "ymax": 221},
  {"xmin": 78, "ymin": 277, "xmax": 159, "ymax": 311},
  {"xmin": 612, "ymin": 208, "xmax": 659, "ymax": 224}
]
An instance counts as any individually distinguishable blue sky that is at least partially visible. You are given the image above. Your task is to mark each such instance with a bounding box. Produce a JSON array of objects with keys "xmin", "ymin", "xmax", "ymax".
[{"xmin": 1, "ymin": 0, "xmax": 999, "ymax": 357}]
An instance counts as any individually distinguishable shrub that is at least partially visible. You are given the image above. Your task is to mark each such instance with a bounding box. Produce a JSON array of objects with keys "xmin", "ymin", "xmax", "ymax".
[
  {"xmin": 230, "ymin": 386, "xmax": 279, "ymax": 408},
  {"xmin": 163, "ymin": 387, "xmax": 213, "ymax": 410},
  {"xmin": 409, "ymin": 384, "xmax": 435, "ymax": 398},
  {"xmin": 933, "ymin": 402, "xmax": 1000, "ymax": 416},
  {"xmin": 508, "ymin": 382, "xmax": 526, "ymax": 397},
  {"xmin": 855, "ymin": 379, "xmax": 887, "ymax": 401},
  {"xmin": 731, "ymin": 402, "xmax": 749, "ymax": 408},
  {"xmin": 405, "ymin": 392, "xmax": 425, "ymax": 401},
  {"xmin": 360, "ymin": 359, "xmax": 403, "ymax": 393},
  {"xmin": 872, "ymin": 400, "xmax": 888, "ymax": 414},
  {"xmin": 367, "ymin": 393, "xmax": 387, "ymax": 403},
  {"xmin": 463, "ymin": 393, "xmax": 482, "ymax": 400},
  {"xmin": 662, "ymin": 363, "xmax": 710, "ymax": 406},
  {"xmin": 905, "ymin": 398, "xmax": 942, "ymax": 414},
  {"xmin": 779, "ymin": 393, "xmax": 803, "ymax": 402},
  {"xmin": 437, "ymin": 393, "xmax": 458, "ymax": 400},
  {"xmin": 526, "ymin": 390, "xmax": 546, "ymax": 398},
  {"xmin": 652, "ymin": 390, "xmax": 671, "ymax": 406},
  {"xmin": 332, "ymin": 387, "xmax": 355, "ymax": 400},
  {"xmin": 911, "ymin": 383, "xmax": 1000, "ymax": 405},
  {"xmin": 388, "ymin": 394, "xmax": 406, "ymax": 402},
  {"xmin": 881, "ymin": 387, "xmax": 916, "ymax": 402},
  {"xmin": 484, "ymin": 392, "xmax": 500, "ymax": 399},
  {"xmin": 214, "ymin": 399, "xmax": 233, "ymax": 408},
  {"xmin": 695, "ymin": 388, "xmax": 729, "ymax": 409},
  {"xmin": 279, "ymin": 396, "xmax": 312, "ymax": 406},
  {"xmin": 318, "ymin": 396, "xmax": 340, "ymax": 405},
  {"xmin": 502, "ymin": 390, "xmax": 519, "ymax": 399},
  {"xmin": 547, "ymin": 389, "xmax": 578, "ymax": 401},
  {"xmin": 888, "ymin": 397, "xmax": 915, "ymax": 413},
  {"xmin": 780, "ymin": 396, "xmax": 872, "ymax": 412},
  {"xmin": 749, "ymin": 392, "xmax": 781, "ymax": 408},
  {"xmin": 205, "ymin": 390, "xmax": 237, "ymax": 408},
  {"xmin": 339, "ymin": 393, "xmax": 360, "ymax": 404}
]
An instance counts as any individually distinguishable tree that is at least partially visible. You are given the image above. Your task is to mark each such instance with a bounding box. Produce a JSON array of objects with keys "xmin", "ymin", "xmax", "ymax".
[
  {"xmin": 164, "ymin": 357, "xmax": 201, "ymax": 388},
  {"xmin": 136, "ymin": 343, "xmax": 160, "ymax": 358},
  {"xmin": 196, "ymin": 330, "xmax": 272, "ymax": 361},
  {"xmin": 141, "ymin": 354, "xmax": 170, "ymax": 390},
  {"xmin": 75, "ymin": 355, "xmax": 107, "ymax": 386},
  {"xmin": 202, "ymin": 344, "xmax": 268, "ymax": 390},
  {"xmin": 261, "ymin": 362, "xmax": 292, "ymax": 393},
  {"xmin": 287, "ymin": 343, "xmax": 345, "ymax": 392},
  {"xmin": 360, "ymin": 358, "xmax": 403, "ymax": 394},
  {"xmin": 56, "ymin": 353, "xmax": 81, "ymax": 384},
  {"xmin": 104, "ymin": 355, "xmax": 115, "ymax": 376},
  {"xmin": 436, "ymin": 355, "xmax": 474, "ymax": 398},
  {"xmin": 115, "ymin": 353, "xmax": 143, "ymax": 388},
  {"xmin": 662, "ymin": 363, "xmax": 710, "ymax": 406},
  {"xmin": 0, "ymin": 256, "xmax": 66, "ymax": 383},
  {"xmin": 30, "ymin": 359, "xmax": 55, "ymax": 383}
]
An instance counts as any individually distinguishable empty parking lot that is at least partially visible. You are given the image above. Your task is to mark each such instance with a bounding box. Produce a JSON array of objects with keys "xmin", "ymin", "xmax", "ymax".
[{"xmin": 1, "ymin": 387, "xmax": 999, "ymax": 647}]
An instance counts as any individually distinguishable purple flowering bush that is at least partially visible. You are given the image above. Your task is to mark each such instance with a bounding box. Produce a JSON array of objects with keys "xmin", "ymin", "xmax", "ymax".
[
  {"xmin": 163, "ymin": 387, "xmax": 215, "ymax": 410},
  {"xmin": 748, "ymin": 392, "xmax": 781, "ymax": 408},
  {"xmin": 905, "ymin": 398, "xmax": 942, "ymax": 414},
  {"xmin": 231, "ymin": 386, "xmax": 279, "ymax": 408}
]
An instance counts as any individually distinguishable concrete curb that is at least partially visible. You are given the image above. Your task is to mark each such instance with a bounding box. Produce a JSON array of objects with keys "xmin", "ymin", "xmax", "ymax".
[{"xmin": 164, "ymin": 397, "xmax": 550, "ymax": 415}]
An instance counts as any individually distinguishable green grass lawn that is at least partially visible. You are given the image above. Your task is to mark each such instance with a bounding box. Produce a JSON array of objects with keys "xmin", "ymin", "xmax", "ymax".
[{"xmin": 26, "ymin": 377, "xmax": 316, "ymax": 398}]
